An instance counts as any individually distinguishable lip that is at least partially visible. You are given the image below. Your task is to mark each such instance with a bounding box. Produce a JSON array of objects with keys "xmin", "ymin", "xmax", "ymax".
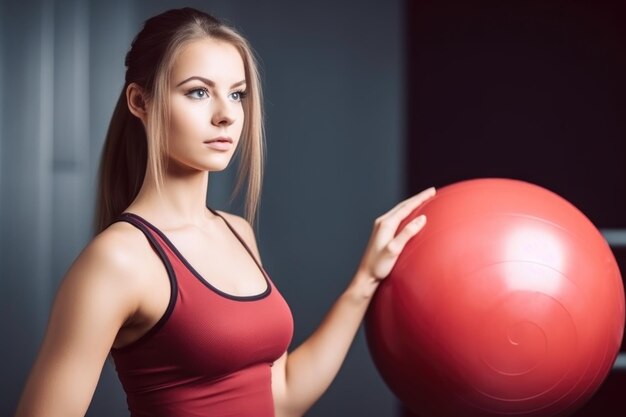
[{"xmin": 204, "ymin": 137, "xmax": 233, "ymax": 151}]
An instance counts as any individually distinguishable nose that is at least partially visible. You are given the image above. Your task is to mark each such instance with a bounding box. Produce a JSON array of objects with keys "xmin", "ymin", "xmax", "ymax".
[{"xmin": 211, "ymin": 98, "xmax": 235, "ymax": 127}]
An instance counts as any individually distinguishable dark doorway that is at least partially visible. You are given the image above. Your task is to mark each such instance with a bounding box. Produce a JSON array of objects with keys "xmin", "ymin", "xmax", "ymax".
[
  {"xmin": 406, "ymin": 0, "xmax": 626, "ymax": 226},
  {"xmin": 402, "ymin": 1, "xmax": 626, "ymax": 415}
]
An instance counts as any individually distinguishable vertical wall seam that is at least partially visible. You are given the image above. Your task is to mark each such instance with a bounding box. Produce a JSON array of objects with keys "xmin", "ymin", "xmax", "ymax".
[{"xmin": 38, "ymin": 0, "xmax": 54, "ymax": 311}]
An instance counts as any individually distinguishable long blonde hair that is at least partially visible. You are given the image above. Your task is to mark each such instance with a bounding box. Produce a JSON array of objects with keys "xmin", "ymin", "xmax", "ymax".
[{"xmin": 95, "ymin": 8, "xmax": 264, "ymax": 233}]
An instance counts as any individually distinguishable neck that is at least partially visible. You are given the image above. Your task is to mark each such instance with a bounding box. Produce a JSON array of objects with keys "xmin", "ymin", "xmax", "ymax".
[{"xmin": 129, "ymin": 162, "xmax": 212, "ymax": 226}]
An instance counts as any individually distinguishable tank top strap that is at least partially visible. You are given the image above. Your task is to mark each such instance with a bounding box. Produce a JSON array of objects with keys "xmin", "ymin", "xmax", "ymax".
[
  {"xmin": 114, "ymin": 212, "xmax": 178, "ymax": 289},
  {"xmin": 115, "ymin": 213, "xmax": 161, "ymax": 245},
  {"xmin": 111, "ymin": 212, "xmax": 179, "ymax": 351},
  {"xmin": 117, "ymin": 212, "xmax": 160, "ymax": 235},
  {"xmin": 207, "ymin": 208, "xmax": 262, "ymax": 267}
]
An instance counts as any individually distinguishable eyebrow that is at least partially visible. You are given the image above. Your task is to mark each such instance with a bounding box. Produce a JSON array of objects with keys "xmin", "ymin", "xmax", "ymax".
[{"xmin": 175, "ymin": 76, "xmax": 246, "ymax": 88}]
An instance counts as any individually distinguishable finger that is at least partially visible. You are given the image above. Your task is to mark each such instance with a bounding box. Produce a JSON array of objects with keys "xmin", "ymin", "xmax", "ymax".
[
  {"xmin": 396, "ymin": 187, "xmax": 436, "ymax": 216},
  {"xmin": 377, "ymin": 186, "xmax": 436, "ymax": 226},
  {"xmin": 385, "ymin": 214, "xmax": 427, "ymax": 257},
  {"xmin": 382, "ymin": 187, "xmax": 436, "ymax": 220}
]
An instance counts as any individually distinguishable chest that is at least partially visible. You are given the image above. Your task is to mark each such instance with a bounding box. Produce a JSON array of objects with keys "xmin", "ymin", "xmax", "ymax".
[
  {"xmin": 150, "ymin": 224, "xmax": 294, "ymax": 376},
  {"xmin": 165, "ymin": 225, "xmax": 268, "ymax": 297},
  {"xmin": 162, "ymin": 277, "xmax": 293, "ymax": 377}
]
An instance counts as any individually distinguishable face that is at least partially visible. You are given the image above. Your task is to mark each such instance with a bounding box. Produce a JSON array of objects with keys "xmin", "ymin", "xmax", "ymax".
[{"xmin": 166, "ymin": 38, "xmax": 246, "ymax": 173}]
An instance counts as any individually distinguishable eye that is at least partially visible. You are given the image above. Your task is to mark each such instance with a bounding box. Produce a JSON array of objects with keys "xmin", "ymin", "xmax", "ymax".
[
  {"xmin": 186, "ymin": 88, "xmax": 209, "ymax": 100},
  {"xmin": 229, "ymin": 90, "xmax": 248, "ymax": 102}
]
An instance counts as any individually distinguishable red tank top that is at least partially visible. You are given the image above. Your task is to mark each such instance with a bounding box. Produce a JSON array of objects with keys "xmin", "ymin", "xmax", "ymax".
[{"xmin": 110, "ymin": 211, "xmax": 293, "ymax": 417}]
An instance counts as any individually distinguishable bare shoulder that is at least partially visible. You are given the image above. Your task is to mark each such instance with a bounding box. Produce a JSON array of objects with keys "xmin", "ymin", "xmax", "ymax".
[
  {"xmin": 60, "ymin": 221, "xmax": 154, "ymax": 308},
  {"xmin": 215, "ymin": 210, "xmax": 260, "ymax": 259},
  {"xmin": 75, "ymin": 221, "xmax": 149, "ymax": 279},
  {"xmin": 14, "ymin": 221, "xmax": 156, "ymax": 417}
]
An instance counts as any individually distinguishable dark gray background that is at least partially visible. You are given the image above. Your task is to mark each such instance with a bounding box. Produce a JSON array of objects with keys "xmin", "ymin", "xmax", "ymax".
[
  {"xmin": 5, "ymin": 1, "xmax": 625, "ymax": 417},
  {"xmin": 0, "ymin": 0, "xmax": 404, "ymax": 416}
]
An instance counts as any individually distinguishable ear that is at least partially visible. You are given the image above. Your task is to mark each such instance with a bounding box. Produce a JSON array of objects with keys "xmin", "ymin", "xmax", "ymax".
[{"xmin": 126, "ymin": 82, "xmax": 149, "ymax": 123}]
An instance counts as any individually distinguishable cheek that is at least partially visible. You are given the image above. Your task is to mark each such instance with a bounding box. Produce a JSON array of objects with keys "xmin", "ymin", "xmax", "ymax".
[
  {"xmin": 234, "ymin": 107, "xmax": 245, "ymax": 134},
  {"xmin": 170, "ymin": 102, "xmax": 207, "ymax": 138}
]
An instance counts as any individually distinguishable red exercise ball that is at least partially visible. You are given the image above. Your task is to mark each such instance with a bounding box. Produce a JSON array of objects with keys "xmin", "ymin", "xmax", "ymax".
[{"xmin": 366, "ymin": 178, "xmax": 625, "ymax": 417}]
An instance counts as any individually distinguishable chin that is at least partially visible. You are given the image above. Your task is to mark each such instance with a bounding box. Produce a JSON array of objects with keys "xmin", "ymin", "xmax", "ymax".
[
  {"xmin": 169, "ymin": 156, "xmax": 233, "ymax": 174},
  {"xmin": 204, "ymin": 159, "xmax": 234, "ymax": 173},
  {"xmin": 206, "ymin": 165, "xmax": 230, "ymax": 173},
  {"xmin": 194, "ymin": 152, "xmax": 235, "ymax": 171}
]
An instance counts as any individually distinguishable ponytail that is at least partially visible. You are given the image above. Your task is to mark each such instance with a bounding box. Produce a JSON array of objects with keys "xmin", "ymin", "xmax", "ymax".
[{"xmin": 94, "ymin": 87, "xmax": 147, "ymax": 233}]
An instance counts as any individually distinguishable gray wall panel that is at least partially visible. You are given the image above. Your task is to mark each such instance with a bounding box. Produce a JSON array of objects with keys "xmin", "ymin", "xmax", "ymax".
[
  {"xmin": 1, "ymin": 0, "xmax": 54, "ymax": 414},
  {"xmin": 51, "ymin": 0, "xmax": 91, "ymax": 289}
]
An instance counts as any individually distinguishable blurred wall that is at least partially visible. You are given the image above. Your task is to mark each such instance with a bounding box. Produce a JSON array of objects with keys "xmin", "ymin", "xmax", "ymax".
[{"xmin": 0, "ymin": 0, "xmax": 404, "ymax": 416}]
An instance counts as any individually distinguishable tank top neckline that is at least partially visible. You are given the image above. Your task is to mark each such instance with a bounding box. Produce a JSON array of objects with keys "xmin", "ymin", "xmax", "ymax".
[{"xmin": 118, "ymin": 210, "xmax": 272, "ymax": 302}]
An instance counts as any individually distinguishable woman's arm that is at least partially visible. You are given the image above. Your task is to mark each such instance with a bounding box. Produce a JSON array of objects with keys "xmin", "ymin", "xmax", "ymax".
[
  {"xmin": 270, "ymin": 272, "xmax": 381, "ymax": 417},
  {"xmin": 272, "ymin": 187, "xmax": 435, "ymax": 417},
  {"xmin": 225, "ymin": 188, "xmax": 436, "ymax": 417},
  {"xmin": 14, "ymin": 227, "xmax": 141, "ymax": 417}
]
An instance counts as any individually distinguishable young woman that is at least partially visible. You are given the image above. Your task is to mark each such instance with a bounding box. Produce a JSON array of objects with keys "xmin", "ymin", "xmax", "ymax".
[{"xmin": 14, "ymin": 8, "xmax": 435, "ymax": 417}]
